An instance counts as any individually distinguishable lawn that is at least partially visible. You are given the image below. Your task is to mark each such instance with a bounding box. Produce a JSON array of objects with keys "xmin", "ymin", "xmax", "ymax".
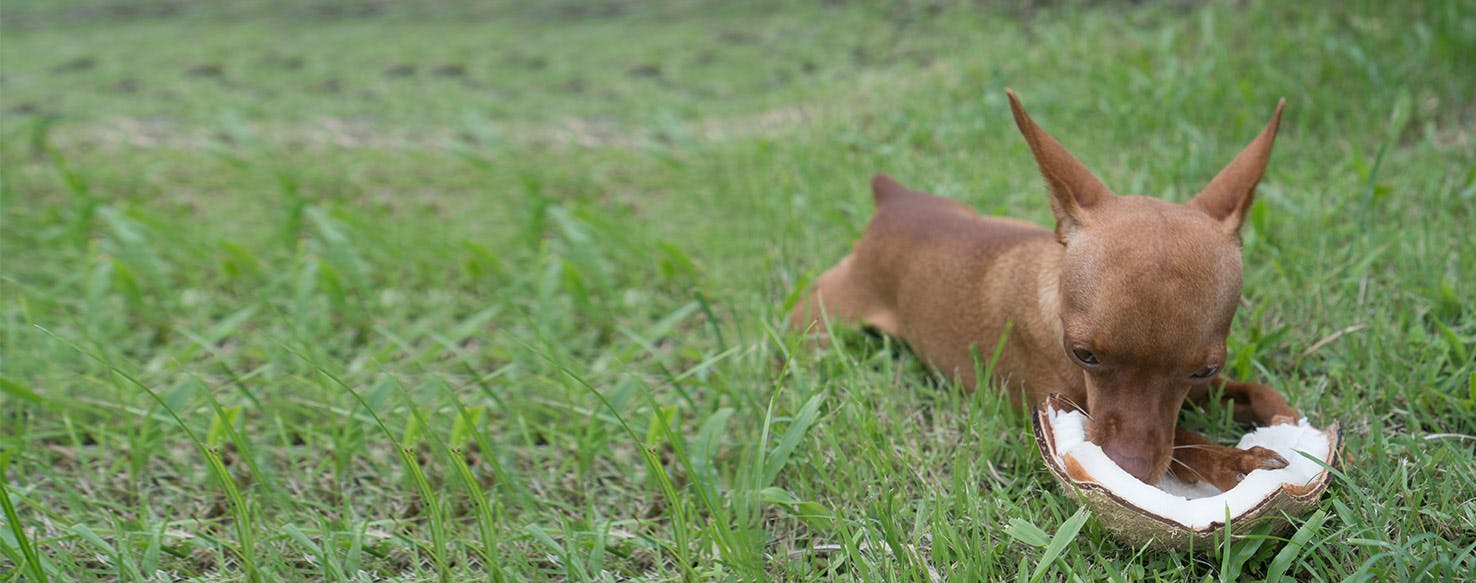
[{"xmin": 1, "ymin": 0, "xmax": 1473, "ymax": 580}]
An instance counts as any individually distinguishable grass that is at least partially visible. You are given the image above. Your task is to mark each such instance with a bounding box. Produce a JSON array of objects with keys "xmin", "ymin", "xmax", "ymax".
[{"xmin": 1, "ymin": 0, "xmax": 1474, "ymax": 580}]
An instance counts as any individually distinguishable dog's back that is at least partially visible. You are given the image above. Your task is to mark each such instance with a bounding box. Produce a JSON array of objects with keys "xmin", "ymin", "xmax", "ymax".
[{"xmin": 797, "ymin": 174, "xmax": 1066, "ymax": 394}]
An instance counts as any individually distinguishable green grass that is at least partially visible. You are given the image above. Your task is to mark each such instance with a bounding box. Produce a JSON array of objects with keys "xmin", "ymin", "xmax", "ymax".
[{"xmin": 2, "ymin": 0, "xmax": 1474, "ymax": 580}]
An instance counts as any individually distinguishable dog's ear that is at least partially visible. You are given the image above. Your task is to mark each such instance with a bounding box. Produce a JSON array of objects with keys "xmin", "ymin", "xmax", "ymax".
[
  {"xmin": 1189, "ymin": 99, "xmax": 1285, "ymax": 236},
  {"xmin": 871, "ymin": 173, "xmax": 914, "ymax": 205},
  {"xmin": 1006, "ymin": 89, "xmax": 1113, "ymax": 242}
]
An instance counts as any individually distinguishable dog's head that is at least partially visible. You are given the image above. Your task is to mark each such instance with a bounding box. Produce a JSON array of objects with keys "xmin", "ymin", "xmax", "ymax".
[{"xmin": 1006, "ymin": 89, "xmax": 1283, "ymax": 483}]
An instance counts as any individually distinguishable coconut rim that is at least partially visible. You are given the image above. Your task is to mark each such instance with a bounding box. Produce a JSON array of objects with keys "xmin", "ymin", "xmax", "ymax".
[{"xmin": 1032, "ymin": 393, "xmax": 1343, "ymax": 536}]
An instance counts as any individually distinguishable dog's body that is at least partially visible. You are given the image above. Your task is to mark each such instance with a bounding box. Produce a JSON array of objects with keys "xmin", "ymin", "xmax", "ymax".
[{"xmin": 791, "ymin": 91, "xmax": 1299, "ymax": 490}]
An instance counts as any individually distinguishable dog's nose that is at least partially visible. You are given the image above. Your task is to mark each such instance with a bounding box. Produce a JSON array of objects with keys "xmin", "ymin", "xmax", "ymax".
[{"xmin": 1103, "ymin": 446, "xmax": 1153, "ymax": 482}]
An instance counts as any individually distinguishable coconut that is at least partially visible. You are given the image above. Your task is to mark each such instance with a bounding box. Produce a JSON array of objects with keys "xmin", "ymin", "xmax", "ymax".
[{"xmin": 1032, "ymin": 394, "xmax": 1341, "ymax": 550}]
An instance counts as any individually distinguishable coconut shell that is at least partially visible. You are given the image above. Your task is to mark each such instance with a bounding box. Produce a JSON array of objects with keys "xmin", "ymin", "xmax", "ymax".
[{"xmin": 1032, "ymin": 394, "xmax": 1342, "ymax": 551}]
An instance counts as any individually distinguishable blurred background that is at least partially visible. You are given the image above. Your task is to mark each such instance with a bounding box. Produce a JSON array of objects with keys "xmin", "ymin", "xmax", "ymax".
[{"xmin": 2, "ymin": 1, "xmax": 1473, "ymax": 580}]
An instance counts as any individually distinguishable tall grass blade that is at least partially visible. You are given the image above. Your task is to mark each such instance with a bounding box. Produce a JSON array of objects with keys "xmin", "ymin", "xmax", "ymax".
[
  {"xmin": 1028, "ymin": 507, "xmax": 1090, "ymax": 583},
  {"xmin": 38, "ymin": 328, "xmax": 260, "ymax": 582}
]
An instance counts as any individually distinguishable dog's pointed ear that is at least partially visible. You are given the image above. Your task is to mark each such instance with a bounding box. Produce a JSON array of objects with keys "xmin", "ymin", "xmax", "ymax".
[
  {"xmin": 871, "ymin": 173, "xmax": 913, "ymax": 205},
  {"xmin": 1189, "ymin": 99, "xmax": 1285, "ymax": 236},
  {"xmin": 1007, "ymin": 89, "xmax": 1113, "ymax": 241}
]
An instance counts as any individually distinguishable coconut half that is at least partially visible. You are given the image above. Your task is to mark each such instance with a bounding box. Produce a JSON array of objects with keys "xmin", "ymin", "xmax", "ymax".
[{"xmin": 1032, "ymin": 394, "xmax": 1341, "ymax": 550}]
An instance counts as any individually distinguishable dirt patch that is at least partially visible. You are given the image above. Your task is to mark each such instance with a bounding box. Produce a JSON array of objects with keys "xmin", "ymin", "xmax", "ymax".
[
  {"xmin": 110, "ymin": 78, "xmax": 141, "ymax": 93},
  {"xmin": 44, "ymin": 104, "xmax": 820, "ymax": 153},
  {"xmin": 184, "ymin": 63, "xmax": 225, "ymax": 78},
  {"xmin": 50, "ymin": 56, "xmax": 97, "ymax": 74},
  {"xmin": 627, "ymin": 63, "xmax": 662, "ymax": 79},
  {"xmin": 383, "ymin": 63, "xmax": 417, "ymax": 77},
  {"xmin": 432, "ymin": 63, "xmax": 467, "ymax": 77}
]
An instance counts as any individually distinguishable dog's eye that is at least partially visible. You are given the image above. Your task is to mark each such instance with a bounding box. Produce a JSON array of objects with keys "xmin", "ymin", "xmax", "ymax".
[
  {"xmin": 1071, "ymin": 348, "xmax": 1100, "ymax": 366},
  {"xmin": 1191, "ymin": 366, "xmax": 1220, "ymax": 379}
]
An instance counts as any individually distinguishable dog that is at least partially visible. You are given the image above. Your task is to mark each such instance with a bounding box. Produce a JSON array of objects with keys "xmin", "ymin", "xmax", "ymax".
[{"xmin": 790, "ymin": 90, "xmax": 1299, "ymax": 491}]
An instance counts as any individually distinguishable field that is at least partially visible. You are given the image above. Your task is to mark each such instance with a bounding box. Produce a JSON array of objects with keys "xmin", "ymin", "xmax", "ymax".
[{"xmin": 2, "ymin": 1, "xmax": 1474, "ymax": 580}]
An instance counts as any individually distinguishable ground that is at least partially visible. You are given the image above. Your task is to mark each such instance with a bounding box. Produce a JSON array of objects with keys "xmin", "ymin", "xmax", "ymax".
[{"xmin": 1, "ymin": 0, "xmax": 1473, "ymax": 581}]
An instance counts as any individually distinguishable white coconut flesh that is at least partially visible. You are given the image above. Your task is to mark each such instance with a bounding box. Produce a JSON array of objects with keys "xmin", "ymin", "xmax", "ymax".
[{"xmin": 1046, "ymin": 406, "xmax": 1331, "ymax": 530}]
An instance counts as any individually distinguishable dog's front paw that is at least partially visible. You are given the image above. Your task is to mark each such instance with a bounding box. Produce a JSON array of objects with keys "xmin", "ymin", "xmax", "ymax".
[
  {"xmin": 1173, "ymin": 444, "xmax": 1288, "ymax": 491},
  {"xmin": 1238, "ymin": 446, "xmax": 1288, "ymax": 472},
  {"xmin": 1209, "ymin": 446, "xmax": 1288, "ymax": 490}
]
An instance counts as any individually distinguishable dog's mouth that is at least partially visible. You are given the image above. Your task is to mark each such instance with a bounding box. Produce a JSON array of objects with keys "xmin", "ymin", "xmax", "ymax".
[
  {"xmin": 1101, "ymin": 444, "xmax": 1162, "ymax": 484},
  {"xmin": 1084, "ymin": 419, "xmax": 1173, "ymax": 484}
]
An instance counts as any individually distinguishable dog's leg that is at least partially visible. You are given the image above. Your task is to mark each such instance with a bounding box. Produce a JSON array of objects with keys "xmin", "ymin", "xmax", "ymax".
[
  {"xmin": 789, "ymin": 254, "xmax": 898, "ymax": 345},
  {"xmin": 1170, "ymin": 428, "xmax": 1288, "ymax": 491},
  {"xmin": 1187, "ymin": 377, "xmax": 1298, "ymax": 426}
]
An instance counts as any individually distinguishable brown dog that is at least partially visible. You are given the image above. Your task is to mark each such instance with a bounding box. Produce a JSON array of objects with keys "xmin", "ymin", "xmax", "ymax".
[{"xmin": 791, "ymin": 90, "xmax": 1299, "ymax": 491}]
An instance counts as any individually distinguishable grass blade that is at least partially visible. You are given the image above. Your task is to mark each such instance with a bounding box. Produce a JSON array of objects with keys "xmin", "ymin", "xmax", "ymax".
[
  {"xmin": 1265, "ymin": 509, "xmax": 1330, "ymax": 582},
  {"xmin": 0, "ymin": 465, "xmax": 49, "ymax": 583},
  {"xmin": 39, "ymin": 328, "xmax": 260, "ymax": 582},
  {"xmin": 761, "ymin": 392, "xmax": 825, "ymax": 487},
  {"xmin": 1029, "ymin": 507, "xmax": 1090, "ymax": 583},
  {"xmin": 295, "ymin": 360, "xmax": 450, "ymax": 583}
]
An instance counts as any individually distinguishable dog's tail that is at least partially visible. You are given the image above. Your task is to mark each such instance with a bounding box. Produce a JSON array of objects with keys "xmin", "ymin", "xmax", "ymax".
[{"xmin": 871, "ymin": 173, "xmax": 914, "ymax": 206}]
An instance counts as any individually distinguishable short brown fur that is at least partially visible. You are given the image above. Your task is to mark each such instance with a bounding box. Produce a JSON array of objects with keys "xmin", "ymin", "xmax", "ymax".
[{"xmin": 791, "ymin": 90, "xmax": 1299, "ymax": 490}]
